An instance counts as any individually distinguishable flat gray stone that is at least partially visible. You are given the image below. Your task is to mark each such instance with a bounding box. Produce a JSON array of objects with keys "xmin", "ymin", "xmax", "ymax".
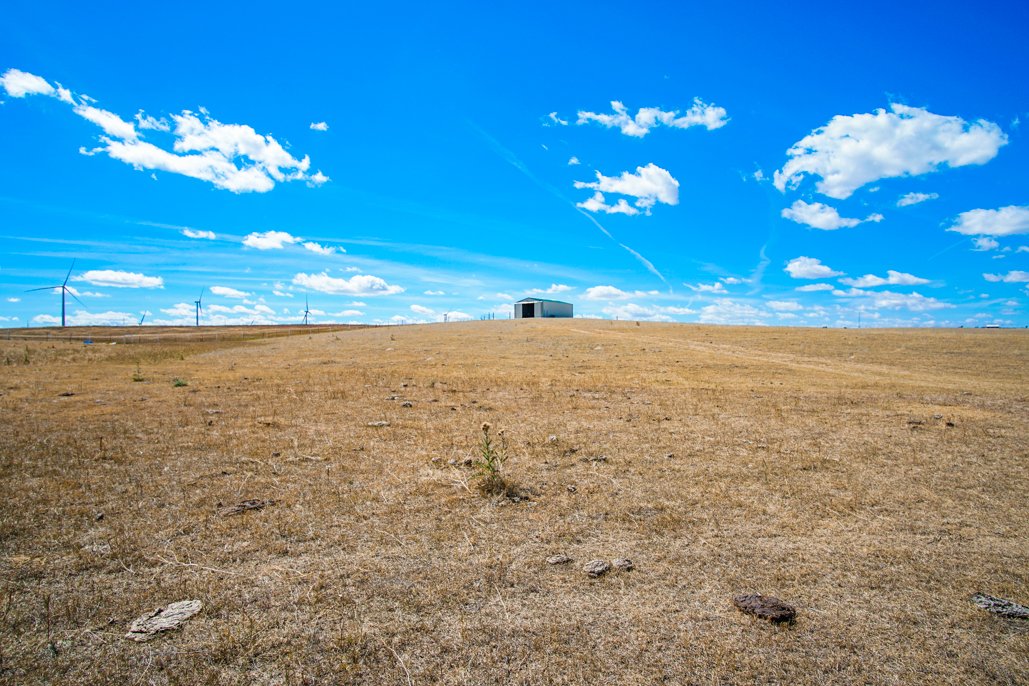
[{"xmin": 126, "ymin": 600, "xmax": 202, "ymax": 642}]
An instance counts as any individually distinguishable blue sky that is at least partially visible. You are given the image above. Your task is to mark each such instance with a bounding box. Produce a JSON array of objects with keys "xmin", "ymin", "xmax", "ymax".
[{"xmin": 2, "ymin": 1, "xmax": 1027, "ymax": 327}]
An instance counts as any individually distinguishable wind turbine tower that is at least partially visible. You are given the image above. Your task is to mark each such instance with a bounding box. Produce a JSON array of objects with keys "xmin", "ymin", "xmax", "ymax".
[
  {"xmin": 195, "ymin": 289, "xmax": 204, "ymax": 327},
  {"xmin": 303, "ymin": 296, "xmax": 311, "ymax": 325},
  {"xmin": 25, "ymin": 260, "xmax": 84, "ymax": 327}
]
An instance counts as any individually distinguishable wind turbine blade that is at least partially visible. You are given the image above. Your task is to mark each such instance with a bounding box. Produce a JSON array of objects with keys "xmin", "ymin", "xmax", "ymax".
[
  {"xmin": 198, "ymin": 287, "xmax": 205, "ymax": 303},
  {"xmin": 63, "ymin": 259, "xmax": 76, "ymax": 287},
  {"xmin": 25, "ymin": 285, "xmax": 62, "ymax": 293},
  {"xmin": 67, "ymin": 288, "xmax": 89, "ymax": 310}
]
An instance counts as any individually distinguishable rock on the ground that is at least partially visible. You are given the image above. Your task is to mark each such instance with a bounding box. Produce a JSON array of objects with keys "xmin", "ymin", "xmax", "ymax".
[
  {"xmin": 612, "ymin": 558, "xmax": 634, "ymax": 571},
  {"xmin": 971, "ymin": 593, "xmax": 1029, "ymax": 619},
  {"xmin": 583, "ymin": 559, "xmax": 611, "ymax": 577},
  {"xmin": 732, "ymin": 593, "xmax": 796, "ymax": 624},
  {"xmin": 547, "ymin": 555, "xmax": 572, "ymax": 565},
  {"xmin": 125, "ymin": 600, "xmax": 203, "ymax": 642}
]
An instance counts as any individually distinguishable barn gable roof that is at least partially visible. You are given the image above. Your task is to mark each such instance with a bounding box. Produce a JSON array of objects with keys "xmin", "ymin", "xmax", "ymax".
[{"xmin": 516, "ymin": 297, "xmax": 572, "ymax": 305}]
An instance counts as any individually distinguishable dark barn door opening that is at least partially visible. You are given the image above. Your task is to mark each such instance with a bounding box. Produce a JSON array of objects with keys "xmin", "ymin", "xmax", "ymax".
[{"xmin": 521, "ymin": 303, "xmax": 536, "ymax": 318}]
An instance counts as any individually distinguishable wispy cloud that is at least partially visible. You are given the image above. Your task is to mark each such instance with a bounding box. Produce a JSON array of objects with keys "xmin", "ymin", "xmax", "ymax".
[
  {"xmin": 182, "ymin": 228, "xmax": 216, "ymax": 240},
  {"xmin": 469, "ymin": 122, "xmax": 670, "ymax": 288},
  {"xmin": 897, "ymin": 192, "xmax": 939, "ymax": 207},
  {"xmin": 839, "ymin": 270, "xmax": 930, "ymax": 287}
]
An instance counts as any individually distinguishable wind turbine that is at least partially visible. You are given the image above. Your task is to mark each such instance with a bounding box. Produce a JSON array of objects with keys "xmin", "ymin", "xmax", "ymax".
[
  {"xmin": 25, "ymin": 260, "xmax": 85, "ymax": 327},
  {"xmin": 302, "ymin": 295, "xmax": 311, "ymax": 325},
  {"xmin": 194, "ymin": 289, "xmax": 204, "ymax": 327}
]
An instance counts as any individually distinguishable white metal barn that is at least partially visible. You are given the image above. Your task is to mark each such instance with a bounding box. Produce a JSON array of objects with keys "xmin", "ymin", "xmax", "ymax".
[{"xmin": 514, "ymin": 298, "xmax": 573, "ymax": 319}]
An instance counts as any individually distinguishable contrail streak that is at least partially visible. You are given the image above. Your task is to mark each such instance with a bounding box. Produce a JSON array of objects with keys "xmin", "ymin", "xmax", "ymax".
[{"xmin": 470, "ymin": 121, "xmax": 670, "ymax": 289}]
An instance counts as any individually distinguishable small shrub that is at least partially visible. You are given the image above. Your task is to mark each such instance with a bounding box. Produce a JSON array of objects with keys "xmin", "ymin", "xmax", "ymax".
[
  {"xmin": 474, "ymin": 422, "xmax": 517, "ymax": 497},
  {"xmin": 132, "ymin": 363, "xmax": 144, "ymax": 382},
  {"xmin": 172, "ymin": 378, "xmax": 188, "ymax": 387}
]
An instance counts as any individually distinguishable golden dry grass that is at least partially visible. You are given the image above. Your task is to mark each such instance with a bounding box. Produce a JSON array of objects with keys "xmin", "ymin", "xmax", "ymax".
[{"xmin": 1, "ymin": 320, "xmax": 1027, "ymax": 685}]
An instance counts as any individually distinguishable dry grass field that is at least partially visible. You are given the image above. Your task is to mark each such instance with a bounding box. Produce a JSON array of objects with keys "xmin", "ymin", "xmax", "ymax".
[{"xmin": 1, "ymin": 320, "xmax": 1026, "ymax": 685}]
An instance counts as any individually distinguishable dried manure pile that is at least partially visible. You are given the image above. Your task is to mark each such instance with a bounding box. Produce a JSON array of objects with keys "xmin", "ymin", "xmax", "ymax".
[{"xmin": 1, "ymin": 321, "xmax": 1026, "ymax": 684}]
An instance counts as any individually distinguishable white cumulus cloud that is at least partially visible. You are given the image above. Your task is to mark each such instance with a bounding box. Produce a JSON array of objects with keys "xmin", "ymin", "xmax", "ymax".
[
  {"xmin": 575, "ymin": 163, "xmax": 679, "ymax": 215},
  {"xmin": 576, "ymin": 192, "xmax": 639, "ymax": 215},
  {"xmin": 0, "ymin": 68, "xmax": 56, "ymax": 97},
  {"xmin": 3, "ymin": 68, "xmax": 328, "ymax": 194},
  {"xmin": 831, "ymin": 288, "xmax": 952, "ymax": 311},
  {"xmin": 292, "ymin": 272, "xmax": 404, "ymax": 296},
  {"xmin": 774, "ymin": 104, "xmax": 1007, "ymax": 199},
  {"xmin": 583, "ymin": 285, "xmax": 660, "ymax": 300},
  {"xmin": 33, "ymin": 310, "xmax": 137, "ymax": 326},
  {"xmin": 73, "ymin": 104, "xmax": 138, "ymax": 140},
  {"xmin": 577, "ymin": 99, "xmax": 728, "ymax": 137},
  {"xmin": 243, "ymin": 230, "xmax": 301, "ymax": 250},
  {"xmin": 601, "ymin": 302, "xmax": 694, "ymax": 321},
  {"xmin": 410, "ymin": 304, "xmax": 434, "ymax": 315},
  {"xmin": 698, "ymin": 299, "xmax": 771, "ymax": 325},
  {"xmin": 947, "ymin": 206, "xmax": 1029, "ymax": 236},
  {"xmin": 74, "ymin": 270, "xmax": 163, "ymax": 288},
  {"xmin": 839, "ymin": 270, "xmax": 930, "ymax": 287},
  {"xmin": 310, "ymin": 121, "xmax": 329, "ymax": 131},
  {"xmin": 785, "ymin": 257, "xmax": 843, "ymax": 279},
  {"xmin": 781, "ymin": 199, "xmax": 883, "ymax": 230},
  {"xmin": 210, "ymin": 286, "xmax": 251, "ymax": 299},
  {"xmin": 527, "ymin": 283, "xmax": 574, "ymax": 295},
  {"xmin": 302, "ymin": 241, "xmax": 342, "ymax": 255},
  {"xmin": 983, "ymin": 270, "xmax": 1029, "ymax": 283},
  {"xmin": 767, "ymin": 300, "xmax": 803, "ymax": 311}
]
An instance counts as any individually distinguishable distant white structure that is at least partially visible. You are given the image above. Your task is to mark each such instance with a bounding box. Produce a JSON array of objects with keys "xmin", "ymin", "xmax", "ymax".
[{"xmin": 514, "ymin": 298, "xmax": 573, "ymax": 319}]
